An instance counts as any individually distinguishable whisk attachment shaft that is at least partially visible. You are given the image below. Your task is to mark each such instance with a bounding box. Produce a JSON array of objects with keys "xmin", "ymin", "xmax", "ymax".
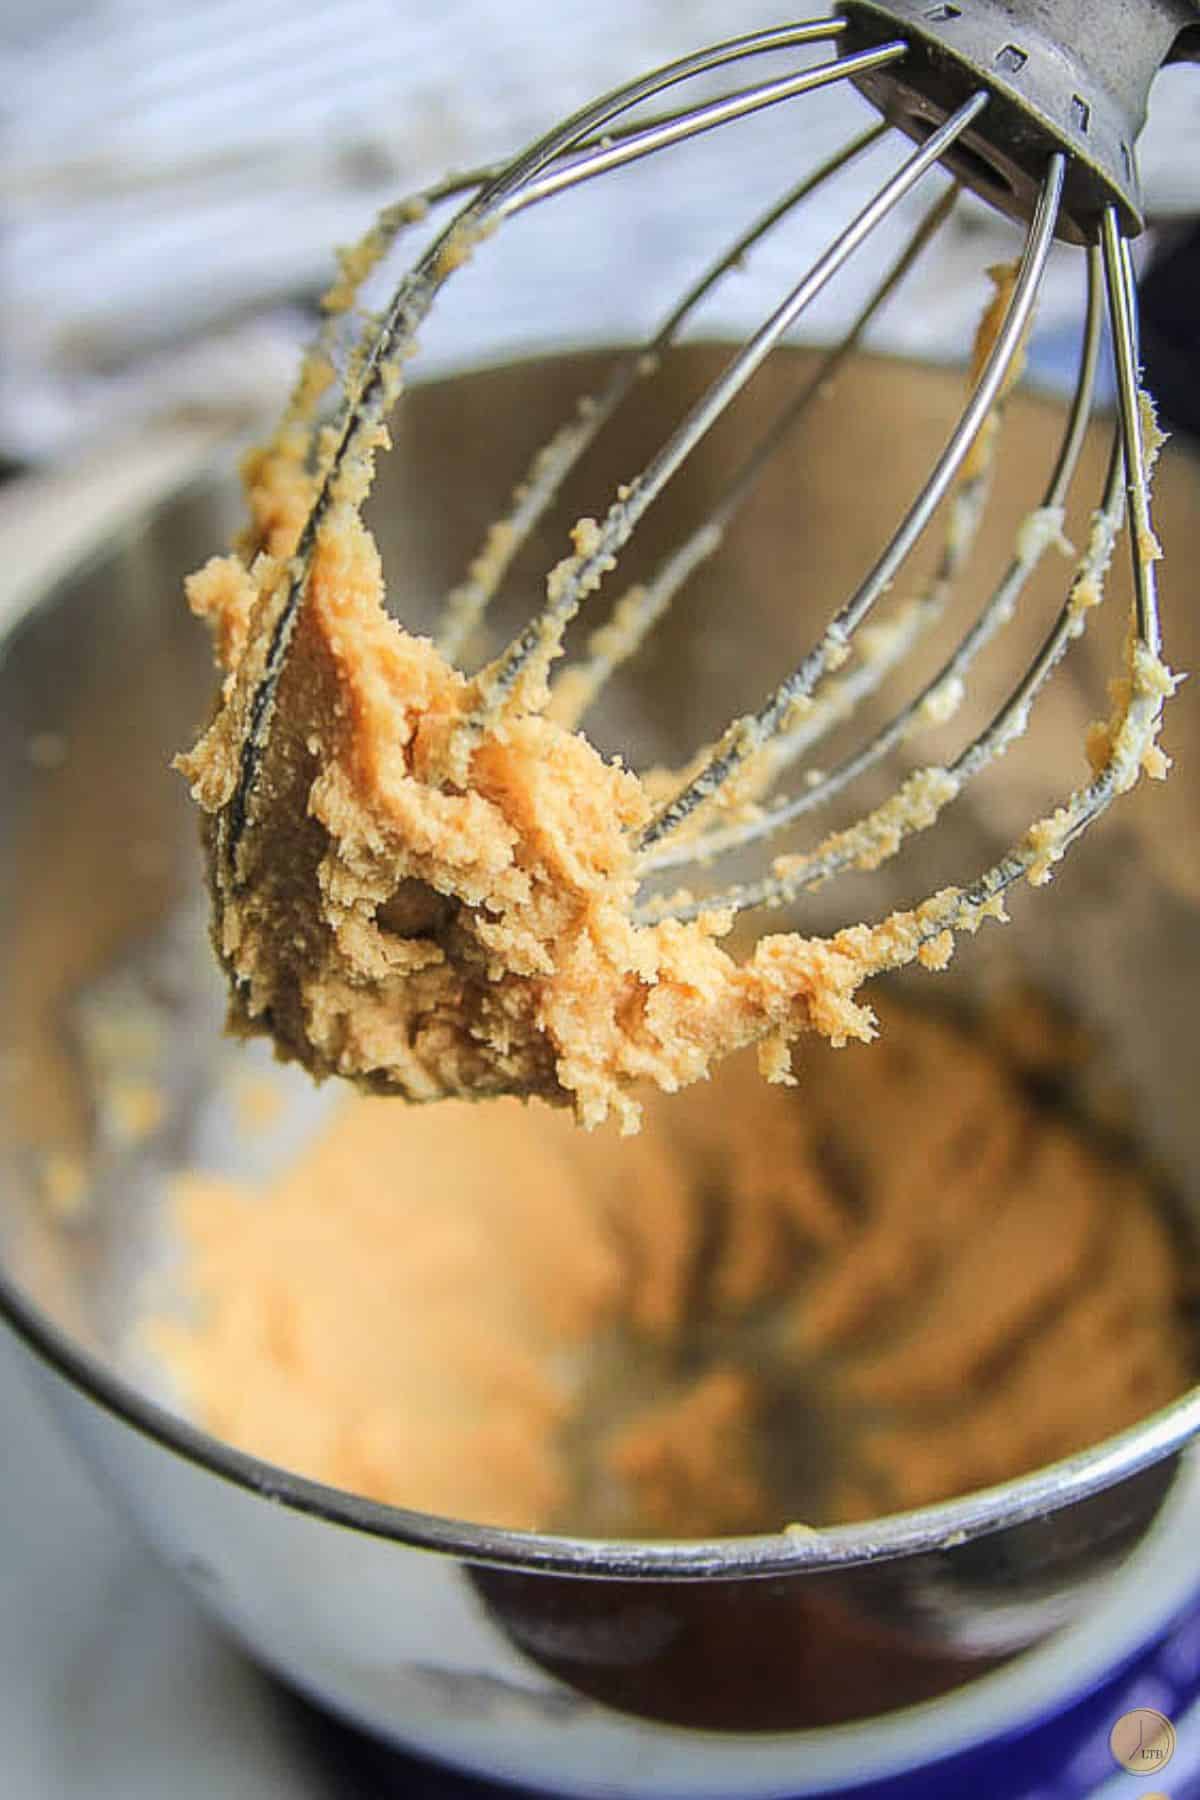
[{"xmin": 842, "ymin": 0, "xmax": 1200, "ymax": 241}]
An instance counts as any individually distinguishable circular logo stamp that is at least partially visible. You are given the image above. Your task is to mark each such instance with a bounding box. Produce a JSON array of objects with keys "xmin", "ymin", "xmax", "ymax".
[{"xmin": 1109, "ymin": 1708, "xmax": 1176, "ymax": 1775}]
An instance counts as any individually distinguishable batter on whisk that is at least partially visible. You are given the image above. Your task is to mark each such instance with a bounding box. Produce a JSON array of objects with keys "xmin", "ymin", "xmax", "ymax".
[
  {"xmin": 178, "ymin": 435, "xmax": 948, "ymax": 1133},
  {"xmin": 178, "ymin": 20, "xmax": 1179, "ymax": 1131}
]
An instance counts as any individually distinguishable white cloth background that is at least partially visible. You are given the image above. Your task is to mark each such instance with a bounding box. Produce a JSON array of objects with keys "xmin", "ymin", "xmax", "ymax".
[{"xmin": 2, "ymin": 0, "xmax": 1198, "ymax": 461}]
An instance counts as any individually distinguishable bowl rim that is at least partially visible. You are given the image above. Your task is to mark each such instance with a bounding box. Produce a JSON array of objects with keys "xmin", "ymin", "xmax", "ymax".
[
  {"xmin": 4, "ymin": 1256, "xmax": 1200, "ymax": 1578},
  {"xmin": 2, "ymin": 378, "xmax": 1200, "ymax": 1581}
]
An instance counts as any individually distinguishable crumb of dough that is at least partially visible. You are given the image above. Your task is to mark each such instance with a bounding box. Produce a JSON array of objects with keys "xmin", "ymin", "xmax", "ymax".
[
  {"xmin": 145, "ymin": 999, "xmax": 1196, "ymax": 1536},
  {"xmin": 231, "ymin": 1073, "xmax": 285, "ymax": 1137},
  {"xmin": 0, "ymin": 1050, "xmax": 32, "ymax": 1085},
  {"xmin": 78, "ymin": 995, "xmax": 166, "ymax": 1069},
  {"xmin": 961, "ymin": 261, "xmax": 1026, "ymax": 482},
  {"xmin": 40, "ymin": 1149, "xmax": 89, "ymax": 1223},
  {"xmin": 102, "ymin": 1076, "xmax": 165, "ymax": 1146},
  {"xmin": 26, "ymin": 731, "xmax": 69, "ymax": 771}
]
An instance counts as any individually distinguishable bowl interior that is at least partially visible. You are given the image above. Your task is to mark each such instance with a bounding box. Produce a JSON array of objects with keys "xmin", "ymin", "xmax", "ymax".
[{"xmin": 1, "ymin": 345, "xmax": 1199, "ymax": 1542}]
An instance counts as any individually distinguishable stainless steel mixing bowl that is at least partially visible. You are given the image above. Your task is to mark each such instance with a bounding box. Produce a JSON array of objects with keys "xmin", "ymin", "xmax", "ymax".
[{"xmin": 2, "ymin": 348, "xmax": 1199, "ymax": 1797}]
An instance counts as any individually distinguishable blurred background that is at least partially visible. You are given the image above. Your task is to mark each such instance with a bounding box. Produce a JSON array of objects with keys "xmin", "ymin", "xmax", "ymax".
[{"xmin": 1, "ymin": 0, "xmax": 1198, "ymax": 473}]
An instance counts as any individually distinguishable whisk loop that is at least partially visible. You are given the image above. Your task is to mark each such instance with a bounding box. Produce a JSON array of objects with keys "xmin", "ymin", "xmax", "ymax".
[{"xmin": 225, "ymin": 10, "xmax": 1174, "ymax": 974}]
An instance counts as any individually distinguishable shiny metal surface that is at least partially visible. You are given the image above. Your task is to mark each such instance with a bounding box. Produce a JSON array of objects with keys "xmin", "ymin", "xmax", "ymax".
[
  {"xmin": 842, "ymin": 0, "xmax": 1200, "ymax": 240},
  {"xmin": 1, "ymin": 349, "xmax": 1199, "ymax": 1787}
]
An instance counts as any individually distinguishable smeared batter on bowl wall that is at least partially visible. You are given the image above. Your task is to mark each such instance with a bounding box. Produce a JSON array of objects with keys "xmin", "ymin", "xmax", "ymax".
[{"xmin": 145, "ymin": 997, "xmax": 1196, "ymax": 1536}]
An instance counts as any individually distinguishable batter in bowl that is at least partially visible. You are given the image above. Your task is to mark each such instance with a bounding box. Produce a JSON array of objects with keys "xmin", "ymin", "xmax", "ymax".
[{"xmin": 146, "ymin": 995, "xmax": 1196, "ymax": 1536}]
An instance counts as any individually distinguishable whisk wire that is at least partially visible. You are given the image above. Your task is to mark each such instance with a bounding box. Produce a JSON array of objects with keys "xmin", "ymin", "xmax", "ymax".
[
  {"xmin": 226, "ymin": 18, "xmax": 880, "ymax": 866},
  {"xmin": 642, "ymin": 239, "xmax": 1104, "ymax": 886},
  {"xmin": 550, "ymin": 179, "xmax": 961, "ymax": 732},
  {"xmin": 437, "ymin": 121, "xmax": 891, "ymax": 665},
  {"xmin": 471, "ymin": 90, "xmax": 988, "ymax": 729},
  {"xmin": 1102, "ymin": 210, "xmax": 1160, "ymax": 656},
  {"xmin": 745, "ymin": 201, "xmax": 1167, "ymax": 957},
  {"xmin": 498, "ymin": 44, "xmax": 907, "ymax": 218},
  {"xmin": 637, "ymin": 140, "xmax": 1062, "ymax": 856},
  {"xmin": 227, "ymin": 19, "xmax": 904, "ymax": 866},
  {"xmin": 227, "ymin": 13, "xmax": 1174, "ymax": 1009},
  {"xmin": 644, "ymin": 326, "xmax": 1112, "ymax": 923}
]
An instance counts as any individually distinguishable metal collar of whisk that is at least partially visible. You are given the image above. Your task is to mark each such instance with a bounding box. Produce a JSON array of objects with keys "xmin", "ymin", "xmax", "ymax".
[{"xmin": 842, "ymin": 0, "xmax": 1200, "ymax": 242}]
